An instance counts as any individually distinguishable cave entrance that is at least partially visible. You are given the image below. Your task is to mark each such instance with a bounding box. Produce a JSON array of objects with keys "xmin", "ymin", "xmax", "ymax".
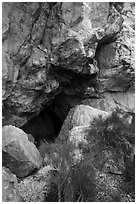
[
  {"xmin": 21, "ymin": 99, "xmax": 64, "ymax": 146},
  {"xmin": 21, "ymin": 92, "xmax": 83, "ymax": 146}
]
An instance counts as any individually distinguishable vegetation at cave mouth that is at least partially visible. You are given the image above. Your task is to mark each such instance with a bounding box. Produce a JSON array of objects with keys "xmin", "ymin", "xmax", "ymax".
[{"xmin": 44, "ymin": 109, "xmax": 135, "ymax": 202}]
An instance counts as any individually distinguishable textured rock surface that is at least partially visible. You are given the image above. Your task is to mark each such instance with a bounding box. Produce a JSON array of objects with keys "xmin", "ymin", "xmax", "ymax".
[
  {"xmin": 97, "ymin": 3, "xmax": 135, "ymax": 93},
  {"xmin": 2, "ymin": 2, "xmax": 60, "ymax": 127},
  {"xmin": 2, "ymin": 167, "xmax": 24, "ymax": 202},
  {"xmin": 59, "ymin": 105, "xmax": 110, "ymax": 141},
  {"xmin": 63, "ymin": 115, "xmax": 134, "ymax": 201},
  {"xmin": 2, "ymin": 125, "xmax": 43, "ymax": 178},
  {"xmin": 2, "ymin": 2, "xmax": 135, "ymax": 127},
  {"xmin": 68, "ymin": 125, "xmax": 125, "ymax": 172},
  {"xmin": 18, "ymin": 165, "xmax": 53, "ymax": 202},
  {"xmin": 71, "ymin": 105, "xmax": 110, "ymax": 126},
  {"xmin": 82, "ymin": 91, "xmax": 135, "ymax": 113},
  {"xmin": 51, "ymin": 2, "xmax": 109, "ymax": 71},
  {"xmin": 2, "ymin": 2, "xmax": 135, "ymax": 202}
]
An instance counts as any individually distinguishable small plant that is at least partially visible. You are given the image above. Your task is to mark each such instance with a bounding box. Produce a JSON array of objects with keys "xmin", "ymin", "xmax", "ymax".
[
  {"xmin": 44, "ymin": 137, "xmax": 97, "ymax": 202},
  {"xmin": 86, "ymin": 108, "xmax": 135, "ymax": 196},
  {"xmin": 88, "ymin": 109, "xmax": 133, "ymax": 144}
]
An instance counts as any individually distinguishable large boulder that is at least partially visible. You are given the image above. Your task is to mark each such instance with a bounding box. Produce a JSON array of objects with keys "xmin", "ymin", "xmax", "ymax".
[
  {"xmin": 71, "ymin": 105, "xmax": 110, "ymax": 126},
  {"xmin": 42, "ymin": 109, "xmax": 134, "ymax": 202},
  {"xmin": 63, "ymin": 114, "xmax": 134, "ymax": 201},
  {"xmin": 59, "ymin": 105, "xmax": 110, "ymax": 141},
  {"xmin": 2, "ymin": 125, "xmax": 43, "ymax": 178},
  {"xmin": 2, "ymin": 166, "xmax": 24, "ymax": 202}
]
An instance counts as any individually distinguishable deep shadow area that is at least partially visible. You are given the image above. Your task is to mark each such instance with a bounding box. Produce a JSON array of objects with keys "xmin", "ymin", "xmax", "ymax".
[
  {"xmin": 21, "ymin": 100, "xmax": 63, "ymax": 145},
  {"xmin": 44, "ymin": 183, "xmax": 58, "ymax": 202}
]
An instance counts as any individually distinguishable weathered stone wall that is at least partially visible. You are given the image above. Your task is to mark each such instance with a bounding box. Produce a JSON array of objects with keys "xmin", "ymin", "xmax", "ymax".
[{"xmin": 2, "ymin": 2, "xmax": 135, "ymax": 127}]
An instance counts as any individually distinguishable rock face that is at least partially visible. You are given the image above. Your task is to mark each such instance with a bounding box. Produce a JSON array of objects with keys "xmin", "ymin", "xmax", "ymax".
[
  {"xmin": 2, "ymin": 125, "xmax": 43, "ymax": 178},
  {"xmin": 51, "ymin": 2, "xmax": 109, "ymax": 71},
  {"xmin": 59, "ymin": 105, "xmax": 110, "ymax": 141},
  {"xmin": 2, "ymin": 2, "xmax": 135, "ymax": 202},
  {"xmin": 2, "ymin": 2, "xmax": 135, "ymax": 127},
  {"xmin": 58, "ymin": 111, "xmax": 134, "ymax": 201},
  {"xmin": 18, "ymin": 165, "xmax": 53, "ymax": 202},
  {"xmin": 2, "ymin": 167, "xmax": 24, "ymax": 202},
  {"xmin": 82, "ymin": 91, "xmax": 135, "ymax": 113},
  {"xmin": 97, "ymin": 3, "xmax": 135, "ymax": 93}
]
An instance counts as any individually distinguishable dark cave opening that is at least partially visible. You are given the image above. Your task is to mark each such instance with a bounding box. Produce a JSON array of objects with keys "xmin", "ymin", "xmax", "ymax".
[{"xmin": 21, "ymin": 99, "xmax": 64, "ymax": 146}]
